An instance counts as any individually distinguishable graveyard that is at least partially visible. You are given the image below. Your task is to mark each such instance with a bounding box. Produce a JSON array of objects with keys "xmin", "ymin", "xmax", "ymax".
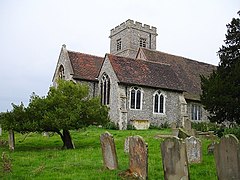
[{"xmin": 0, "ymin": 126, "xmax": 222, "ymax": 180}]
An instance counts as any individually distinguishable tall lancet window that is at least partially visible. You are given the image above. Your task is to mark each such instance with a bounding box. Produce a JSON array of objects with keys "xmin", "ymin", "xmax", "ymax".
[
  {"xmin": 100, "ymin": 73, "xmax": 110, "ymax": 105},
  {"xmin": 130, "ymin": 87, "xmax": 143, "ymax": 110},
  {"xmin": 153, "ymin": 90, "xmax": 165, "ymax": 114},
  {"xmin": 59, "ymin": 65, "xmax": 65, "ymax": 79}
]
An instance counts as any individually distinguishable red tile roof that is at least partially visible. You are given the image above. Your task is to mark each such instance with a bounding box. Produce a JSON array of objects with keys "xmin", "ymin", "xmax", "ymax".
[
  {"xmin": 107, "ymin": 54, "xmax": 184, "ymax": 91},
  {"xmin": 67, "ymin": 51, "xmax": 104, "ymax": 81},
  {"xmin": 140, "ymin": 48, "xmax": 217, "ymax": 99}
]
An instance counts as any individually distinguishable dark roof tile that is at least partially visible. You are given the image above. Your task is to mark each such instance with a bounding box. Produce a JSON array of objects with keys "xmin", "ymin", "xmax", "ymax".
[
  {"xmin": 108, "ymin": 54, "xmax": 184, "ymax": 91},
  {"xmin": 141, "ymin": 48, "xmax": 217, "ymax": 98},
  {"xmin": 68, "ymin": 51, "xmax": 104, "ymax": 81}
]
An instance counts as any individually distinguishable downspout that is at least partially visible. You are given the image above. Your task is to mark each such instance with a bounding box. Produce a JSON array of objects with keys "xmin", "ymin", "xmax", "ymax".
[
  {"xmin": 93, "ymin": 82, "xmax": 96, "ymax": 97},
  {"xmin": 149, "ymin": 33, "xmax": 152, "ymax": 49}
]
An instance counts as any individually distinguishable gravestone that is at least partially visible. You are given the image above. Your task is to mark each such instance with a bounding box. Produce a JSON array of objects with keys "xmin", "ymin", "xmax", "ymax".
[
  {"xmin": 161, "ymin": 137, "xmax": 190, "ymax": 180},
  {"xmin": 171, "ymin": 122, "xmax": 177, "ymax": 129},
  {"xmin": 214, "ymin": 134, "xmax": 240, "ymax": 180},
  {"xmin": 100, "ymin": 132, "xmax": 118, "ymax": 170},
  {"xmin": 8, "ymin": 130, "xmax": 15, "ymax": 151},
  {"xmin": 129, "ymin": 136, "xmax": 148, "ymax": 180},
  {"xmin": 185, "ymin": 136, "xmax": 202, "ymax": 163},
  {"xmin": 124, "ymin": 137, "xmax": 130, "ymax": 153},
  {"xmin": 0, "ymin": 127, "xmax": 2, "ymax": 136},
  {"xmin": 207, "ymin": 141, "xmax": 216, "ymax": 154},
  {"xmin": 182, "ymin": 118, "xmax": 196, "ymax": 136},
  {"xmin": 183, "ymin": 118, "xmax": 191, "ymax": 132}
]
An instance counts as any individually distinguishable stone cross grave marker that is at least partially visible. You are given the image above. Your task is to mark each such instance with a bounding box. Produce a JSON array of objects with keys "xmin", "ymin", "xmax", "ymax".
[
  {"xmin": 8, "ymin": 129, "xmax": 15, "ymax": 151},
  {"xmin": 100, "ymin": 132, "xmax": 118, "ymax": 170},
  {"xmin": 161, "ymin": 136, "xmax": 190, "ymax": 180},
  {"xmin": 129, "ymin": 135, "xmax": 148, "ymax": 180},
  {"xmin": 185, "ymin": 136, "xmax": 202, "ymax": 164},
  {"xmin": 214, "ymin": 134, "xmax": 240, "ymax": 180}
]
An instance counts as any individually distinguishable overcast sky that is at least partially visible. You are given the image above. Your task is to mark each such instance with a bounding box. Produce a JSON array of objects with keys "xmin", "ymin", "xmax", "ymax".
[{"xmin": 0, "ymin": 0, "xmax": 239, "ymax": 112}]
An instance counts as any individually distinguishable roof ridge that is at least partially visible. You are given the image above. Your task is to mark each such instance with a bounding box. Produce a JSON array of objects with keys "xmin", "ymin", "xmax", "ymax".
[
  {"xmin": 67, "ymin": 50, "xmax": 104, "ymax": 59},
  {"xmin": 108, "ymin": 52, "xmax": 171, "ymax": 66},
  {"xmin": 137, "ymin": 58, "xmax": 171, "ymax": 66},
  {"xmin": 141, "ymin": 48, "xmax": 216, "ymax": 67}
]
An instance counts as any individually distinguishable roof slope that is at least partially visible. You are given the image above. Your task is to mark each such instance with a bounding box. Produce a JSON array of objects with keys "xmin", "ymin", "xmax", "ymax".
[
  {"xmin": 140, "ymin": 48, "xmax": 216, "ymax": 99},
  {"xmin": 68, "ymin": 51, "xmax": 104, "ymax": 81},
  {"xmin": 107, "ymin": 54, "xmax": 184, "ymax": 91}
]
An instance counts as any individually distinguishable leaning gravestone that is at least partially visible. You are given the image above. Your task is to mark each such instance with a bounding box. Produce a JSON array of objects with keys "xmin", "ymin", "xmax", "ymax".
[
  {"xmin": 100, "ymin": 132, "xmax": 118, "ymax": 170},
  {"xmin": 214, "ymin": 134, "xmax": 240, "ymax": 180},
  {"xmin": 129, "ymin": 136, "xmax": 148, "ymax": 180},
  {"xmin": 161, "ymin": 137, "xmax": 190, "ymax": 180},
  {"xmin": 185, "ymin": 136, "xmax": 202, "ymax": 164},
  {"xmin": 8, "ymin": 129, "xmax": 15, "ymax": 151}
]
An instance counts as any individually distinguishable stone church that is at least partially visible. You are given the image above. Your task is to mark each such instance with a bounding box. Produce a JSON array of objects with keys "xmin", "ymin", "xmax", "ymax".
[{"xmin": 52, "ymin": 19, "xmax": 216, "ymax": 130}]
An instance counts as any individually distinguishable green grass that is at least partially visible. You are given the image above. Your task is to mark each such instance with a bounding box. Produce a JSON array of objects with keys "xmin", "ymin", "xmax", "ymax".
[{"xmin": 0, "ymin": 127, "xmax": 217, "ymax": 179}]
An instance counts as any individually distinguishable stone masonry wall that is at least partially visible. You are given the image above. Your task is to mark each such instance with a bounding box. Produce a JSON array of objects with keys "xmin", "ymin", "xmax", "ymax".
[
  {"xmin": 77, "ymin": 80, "xmax": 99, "ymax": 98},
  {"xmin": 98, "ymin": 56, "xmax": 121, "ymax": 128},
  {"xmin": 52, "ymin": 45, "xmax": 74, "ymax": 86},
  {"xmin": 118, "ymin": 85, "xmax": 182, "ymax": 127}
]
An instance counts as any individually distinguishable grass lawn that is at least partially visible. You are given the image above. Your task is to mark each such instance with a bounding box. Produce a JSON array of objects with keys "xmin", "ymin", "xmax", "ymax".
[{"xmin": 0, "ymin": 126, "xmax": 217, "ymax": 179}]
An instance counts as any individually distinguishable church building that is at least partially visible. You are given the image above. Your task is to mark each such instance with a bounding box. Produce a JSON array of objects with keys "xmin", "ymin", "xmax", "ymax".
[{"xmin": 52, "ymin": 19, "xmax": 216, "ymax": 130}]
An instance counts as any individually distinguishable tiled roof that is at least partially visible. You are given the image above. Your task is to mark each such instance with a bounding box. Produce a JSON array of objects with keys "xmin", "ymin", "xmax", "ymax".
[
  {"xmin": 140, "ymin": 48, "xmax": 217, "ymax": 99},
  {"xmin": 68, "ymin": 51, "xmax": 104, "ymax": 81},
  {"xmin": 107, "ymin": 54, "xmax": 184, "ymax": 91}
]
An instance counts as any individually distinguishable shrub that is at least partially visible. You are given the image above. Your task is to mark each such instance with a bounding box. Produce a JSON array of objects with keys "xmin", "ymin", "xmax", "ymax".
[
  {"xmin": 104, "ymin": 121, "xmax": 119, "ymax": 130},
  {"xmin": 149, "ymin": 122, "xmax": 170, "ymax": 130},
  {"xmin": 223, "ymin": 127, "xmax": 240, "ymax": 139},
  {"xmin": 191, "ymin": 122, "xmax": 219, "ymax": 132},
  {"xmin": 127, "ymin": 124, "xmax": 136, "ymax": 130},
  {"xmin": 1, "ymin": 152, "xmax": 12, "ymax": 173}
]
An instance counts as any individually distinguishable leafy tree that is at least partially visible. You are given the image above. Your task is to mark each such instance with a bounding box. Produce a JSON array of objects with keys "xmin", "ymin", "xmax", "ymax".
[
  {"xmin": 0, "ymin": 80, "xmax": 109, "ymax": 149},
  {"xmin": 201, "ymin": 11, "xmax": 240, "ymax": 124}
]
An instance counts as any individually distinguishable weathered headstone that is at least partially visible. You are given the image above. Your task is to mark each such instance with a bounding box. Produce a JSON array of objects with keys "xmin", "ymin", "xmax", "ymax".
[
  {"xmin": 171, "ymin": 122, "xmax": 177, "ymax": 129},
  {"xmin": 100, "ymin": 132, "xmax": 118, "ymax": 170},
  {"xmin": 214, "ymin": 134, "xmax": 240, "ymax": 180},
  {"xmin": 172, "ymin": 128, "xmax": 179, "ymax": 137},
  {"xmin": 8, "ymin": 130, "xmax": 15, "ymax": 151},
  {"xmin": 183, "ymin": 118, "xmax": 191, "ymax": 132},
  {"xmin": 124, "ymin": 137, "xmax": 130, "ymax": 153},
  {"xmin": 0, "ymin": 126, "xmax": 2, "ymax": 136},
  {"xmin": 178, "ymin": 128, "xmax": 190, "ymax": 139},
  {"xmin": 129, "ymin": 136, "xmax": 148, "ymax": 180},
  {"xmin": 207, "ymin": 141, "xmax": 216, "ymax": 154},
  {"xmin": 161, "ymin": 137, "xmax": 190, "ymax": 180},
  {"xmin": 185, "ymin": 136, "xmax": 202, "ymax": 164}
]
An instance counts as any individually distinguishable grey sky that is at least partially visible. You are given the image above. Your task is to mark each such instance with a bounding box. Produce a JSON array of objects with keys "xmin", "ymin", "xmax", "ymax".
[{"xmin": 0, "ymin": 0, "xmax": 239, "ymax": 112}]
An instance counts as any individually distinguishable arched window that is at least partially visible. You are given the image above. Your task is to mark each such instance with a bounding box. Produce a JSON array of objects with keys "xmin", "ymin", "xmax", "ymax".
[
  {"xmin": 130, "ymin": 87, "xmax": 142, "ymax": 110},
  {"xmin": 100, "ymin": 73, "xmax": 110, "ymax": 105},
  {"xmin": 153, "ymin": 90, "xmax": 165, "ymax": 114},
  {"xmin": 58, "ymin": 65, "xmax": 65, "ymax": 79},
  {"xmin": 191, "ymin": 104, "xmax": 202, "ymax": 120}
]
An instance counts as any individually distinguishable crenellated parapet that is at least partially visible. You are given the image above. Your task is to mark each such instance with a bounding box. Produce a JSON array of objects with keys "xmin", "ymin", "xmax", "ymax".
[{"xmin": 110, "ymin": 19, "xmax": 157, "ymax": 37}]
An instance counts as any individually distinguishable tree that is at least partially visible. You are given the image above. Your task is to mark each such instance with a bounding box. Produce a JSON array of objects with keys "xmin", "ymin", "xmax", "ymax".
[
  {"xmin": 201, "ymin": 11, "xmax": 240, "ymax": 124},
  {"xmin": 0, "ymin": 80, "xmax": 109, "ymax": 149}
]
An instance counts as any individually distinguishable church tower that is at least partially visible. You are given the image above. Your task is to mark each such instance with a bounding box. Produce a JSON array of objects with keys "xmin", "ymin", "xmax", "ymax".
[{"xmin": 109, "ymin": 19, "xmax": 158, "ymax": 59}]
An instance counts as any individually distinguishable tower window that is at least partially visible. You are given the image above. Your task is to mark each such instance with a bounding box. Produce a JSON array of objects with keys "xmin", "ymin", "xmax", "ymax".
[
  {"xmin": 117, "ymin": 39, "xmax": 122, "ymax": 51},
  {"xmin": 100, "ymin": 73, "xmax": 110, "ymax": 105},
  {"xmin": 140, "ymin": 38, "xmax": 146, "ymax": 48}
]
